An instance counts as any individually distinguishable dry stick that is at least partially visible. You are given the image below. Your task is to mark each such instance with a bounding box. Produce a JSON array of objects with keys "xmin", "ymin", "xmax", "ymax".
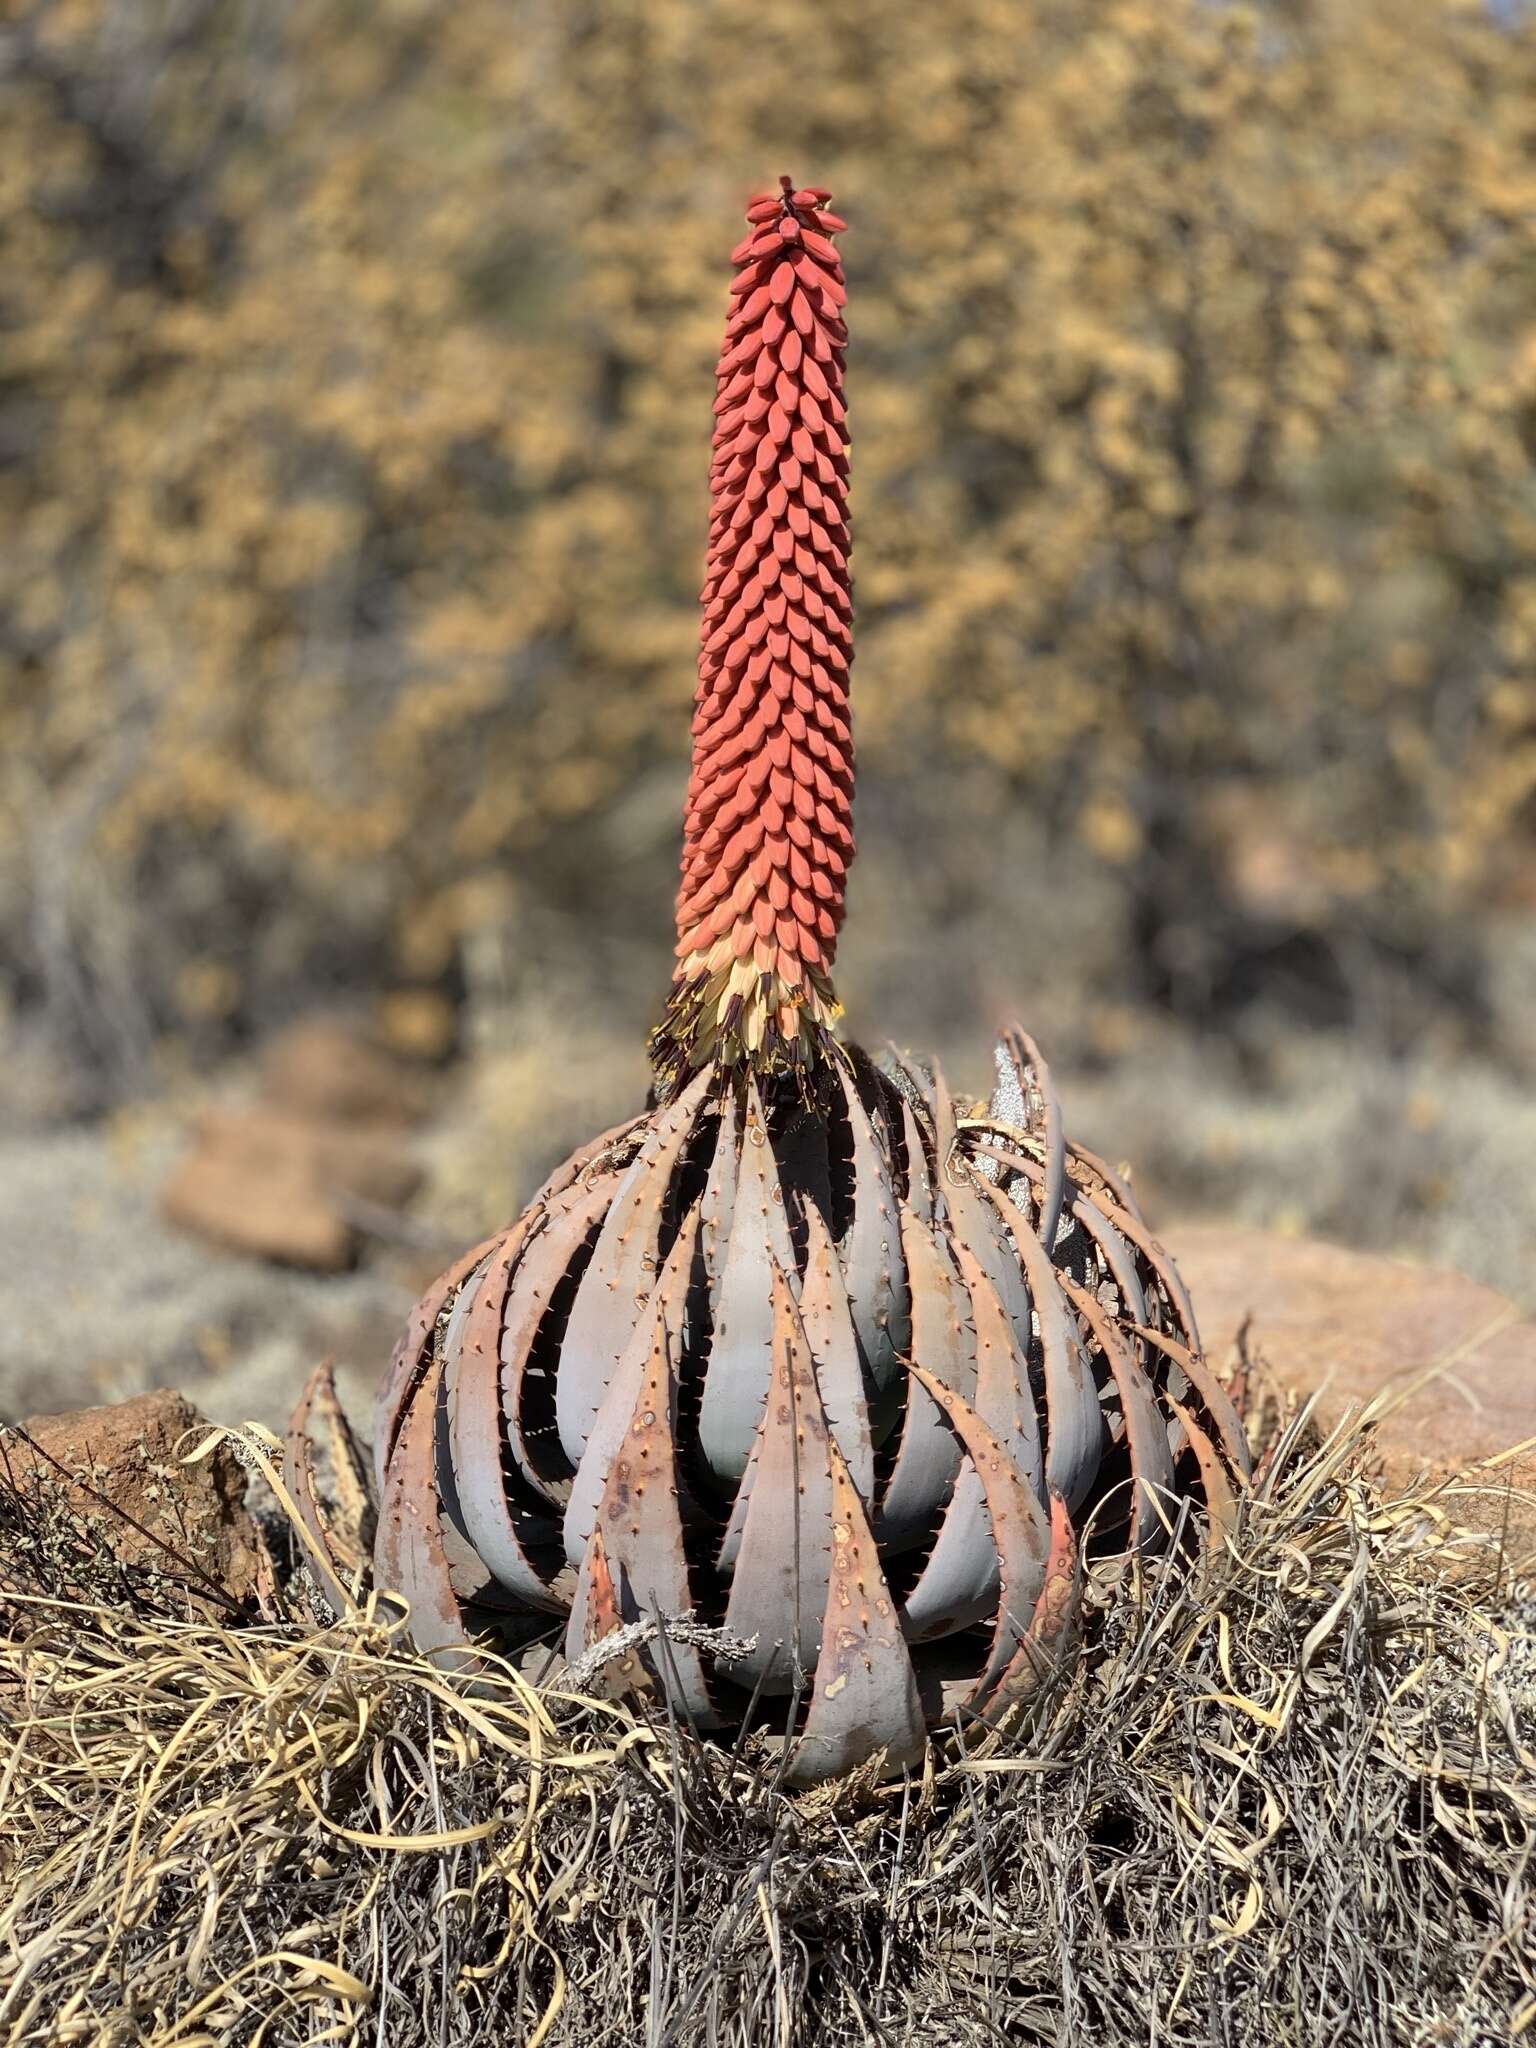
[
  {"xmin": 876, "ymin": 1769, "xmax": 912, "ymax": 2002},
  {"xmin": 644, "ymin": 1604, "xmax": 689, "ymax": 2048},
  {"xmin": 1476, "ymin": 1459, "xmax": 1519, "ymax": 1803},
  {"xmin": 424, "ymin": 1692, "xmax": 451, "ymax": 2048},
  {"xmin": 951, "ymin": 1713, "xmax": 1001, "ymax": 2028},
  {"xmin": 654, "ymin": 1822, "xmax": 793, "ymax": 2048}
]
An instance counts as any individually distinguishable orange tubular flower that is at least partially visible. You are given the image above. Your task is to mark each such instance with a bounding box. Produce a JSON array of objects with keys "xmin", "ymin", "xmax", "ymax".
[{"xmin": 651, "ymin": 177, "xmax": 854, "ymax": 1095}]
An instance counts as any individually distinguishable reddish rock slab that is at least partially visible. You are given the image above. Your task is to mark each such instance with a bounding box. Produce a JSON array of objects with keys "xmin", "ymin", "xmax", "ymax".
[
  {"xmin": 260, "ymin": 1015, "xmax": 431, "ymax": 1128},
  {"xmin": 1171, "ymin": 1224, "xmax": 1536, "ymax": 1551},
  {"xmin": 3, "ymin": 1388, "xmax": 270, "ymax": 1608},
  {"xmin": 192, "ymin": 1105, "xmax": 424, "ymax": 1213},
  {"xmin": 161, "ymin": 1015, "xmax": 433, "ymax": 1269},
  {"xmin": 162, "ymin": 1142, "xmax": 358, "ymax": 1271}
]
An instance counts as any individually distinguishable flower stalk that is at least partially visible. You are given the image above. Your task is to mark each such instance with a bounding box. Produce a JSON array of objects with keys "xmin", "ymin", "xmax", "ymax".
[{"xmin": 651, "ymin": 177, "xmax": 854, "ymax": 1096}]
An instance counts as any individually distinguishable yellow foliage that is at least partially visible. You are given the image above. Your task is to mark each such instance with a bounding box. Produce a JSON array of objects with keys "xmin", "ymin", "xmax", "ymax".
[{"xmin": 2, "ymin": 0, "xmax": 1533, "ymax": 1060}]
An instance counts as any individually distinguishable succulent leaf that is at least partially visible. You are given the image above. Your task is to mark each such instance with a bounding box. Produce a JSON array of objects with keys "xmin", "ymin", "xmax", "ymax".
[{"xmin": 369, "ymin": 1043, "xmax": 1248, "ymax": 1779}]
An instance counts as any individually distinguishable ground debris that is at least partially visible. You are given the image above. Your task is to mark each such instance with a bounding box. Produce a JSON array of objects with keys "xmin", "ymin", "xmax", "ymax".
[{"xmin": 0, "ymin": 1400, "xmax": 1531, "ymax": 2046}]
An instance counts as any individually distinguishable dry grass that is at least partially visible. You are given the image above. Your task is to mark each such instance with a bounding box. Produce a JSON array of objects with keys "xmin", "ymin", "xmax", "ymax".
[{"xmin": 0, "ymin": 1383, "xmax": 1532, "ymax": 2047}]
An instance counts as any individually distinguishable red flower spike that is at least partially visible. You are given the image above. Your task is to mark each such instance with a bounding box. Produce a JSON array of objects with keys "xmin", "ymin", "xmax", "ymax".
[
  {"xmin": 651, "ymin": 186, "xmax": 856, "ymax": 1097},
  {"xmin": 649, "ymin": 179, "xmax": 853, "ymax": 1092}
]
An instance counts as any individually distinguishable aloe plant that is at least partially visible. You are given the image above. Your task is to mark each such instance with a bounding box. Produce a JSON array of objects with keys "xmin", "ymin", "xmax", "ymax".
[{"xmin": 339, "ymin": 181, "xmax": 1248, "ymax": 1784}]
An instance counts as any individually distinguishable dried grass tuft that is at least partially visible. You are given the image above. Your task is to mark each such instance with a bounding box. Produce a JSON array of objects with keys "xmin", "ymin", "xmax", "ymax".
[{"xmin": 1, "ymin": 1382, "xmax": 1532, "ymax": 2047}]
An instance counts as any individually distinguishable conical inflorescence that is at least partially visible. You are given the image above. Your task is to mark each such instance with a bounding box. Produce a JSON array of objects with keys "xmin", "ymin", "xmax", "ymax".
[
  {"xmin": 652, "ymin": 177, "xmax": 854, "ymax": 1095},
  {"xmin": 296, "ymin": 181, "xmax": 1252, "ymax": 1789}
]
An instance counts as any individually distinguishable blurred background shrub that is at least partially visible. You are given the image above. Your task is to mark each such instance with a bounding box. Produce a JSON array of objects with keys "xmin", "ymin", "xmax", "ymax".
[{"xmin": 3, "ymin": 0, "xmax": 1534, "ymax": 1120}]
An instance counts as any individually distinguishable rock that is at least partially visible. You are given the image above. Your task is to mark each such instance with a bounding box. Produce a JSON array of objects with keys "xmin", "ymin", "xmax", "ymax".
[
  {"xmin": 260, "ymin": 1015, "xmax": 430, "ymax": 1127},
  {"xmin": 160, "ymin": 1020, "xmax": 429, "ymax": 1268},
  {"xmin": 163, "ymin": 1143, "xmax": 357, "ymax": 1271},
  {"xmin": 1172, "ymin": 1224, "xmax": 1536, "ymax": 1552},
  {"xmin": 4, "ymin": 1388, "xmax": 269, "ymax": 1607},
  {"xmin": 193, "ymin": 1106, "xmax": 423, "ymax": 1213}
]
